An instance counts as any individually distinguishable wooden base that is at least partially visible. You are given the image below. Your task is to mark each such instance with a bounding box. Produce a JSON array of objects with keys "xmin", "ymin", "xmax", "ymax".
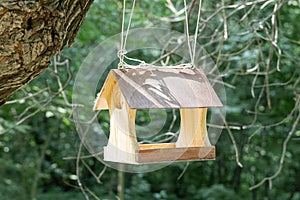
[
  {"xmin": 104, "ymin": 143, "xmax": 215, "ymax": 164},
  {"xmin": 137, "ymin": 144, "xmax": 215, "ymax": 164}
]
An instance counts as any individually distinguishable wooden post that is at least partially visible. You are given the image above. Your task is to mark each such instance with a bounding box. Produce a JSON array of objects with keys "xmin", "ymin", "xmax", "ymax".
[
  {"xmin": 104, "ymin": 86, "xmax": 138, "ymax": 163},
  {"xmin": 176, "ymin": 108, "xmax": 211, "ymax": 147}
]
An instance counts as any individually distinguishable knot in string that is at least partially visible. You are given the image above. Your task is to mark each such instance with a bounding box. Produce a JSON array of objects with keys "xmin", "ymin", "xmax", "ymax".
[
  {"xmin": 118, "ymin": 0, "xmax": 202, "ymax": 70},
  {"xmin": 117, "ymin": 49, "xmax": 127, "ymax": 69}
]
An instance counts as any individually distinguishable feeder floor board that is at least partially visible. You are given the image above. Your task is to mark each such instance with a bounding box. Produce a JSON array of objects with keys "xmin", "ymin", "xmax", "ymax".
[{"xmin": 136, "ymin": 144, "xmax": 215, "ymax": 164}]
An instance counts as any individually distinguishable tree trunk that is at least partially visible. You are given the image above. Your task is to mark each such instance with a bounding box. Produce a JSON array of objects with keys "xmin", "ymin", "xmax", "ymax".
[
  {"xmin": 117, "ymin": 165, "xmax": 125, "ymax": 200},
  {"xmin": 0, "ymin": 0, "xmax": 94, "ymax": 105}
]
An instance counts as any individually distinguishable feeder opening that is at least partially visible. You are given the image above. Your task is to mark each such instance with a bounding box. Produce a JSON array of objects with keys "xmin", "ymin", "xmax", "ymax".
[{"xmin": 135, "ymin": 109, "xmax": 180, "ymax": 144}]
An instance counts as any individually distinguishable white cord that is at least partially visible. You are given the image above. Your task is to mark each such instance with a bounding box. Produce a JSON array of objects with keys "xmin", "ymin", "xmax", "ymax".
[
  {"xmin": 118, "ymin": 0, "xmax": 126, "ymax": 69},
  {"xmin": 183, "ymin": 0, "xmax": 193, "ymax": 63},
  {"xmin": 118, "ymin": 0, "xmax": 202, "ymax": 70},
  {"xmin": 118, "ymin": 0, "xmax": 137, "ymax": 69},
  {"xmin": 124, "ymin": 0, "xmax": 136, "ymax": 50},
  {"xmin": 192, "ymin": 0, "xmax": 203, "ymax": 67}
]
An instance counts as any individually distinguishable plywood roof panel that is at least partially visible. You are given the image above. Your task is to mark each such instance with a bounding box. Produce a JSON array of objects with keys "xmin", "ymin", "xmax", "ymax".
[{"xmin": 94, "ymin": 68, "xmax": 223, "ymax": 110}]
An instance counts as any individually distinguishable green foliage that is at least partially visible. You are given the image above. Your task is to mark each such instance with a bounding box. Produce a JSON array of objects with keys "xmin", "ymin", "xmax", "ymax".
[{"xmin": 198, "ymin": 185, "xmax": 241, "ymax": 200}]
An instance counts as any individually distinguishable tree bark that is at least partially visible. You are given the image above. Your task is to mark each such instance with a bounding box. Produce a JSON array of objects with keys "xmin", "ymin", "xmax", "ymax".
[{"xmin": 0, "ymin": 0, "xmax": 94, "ymax": 105}]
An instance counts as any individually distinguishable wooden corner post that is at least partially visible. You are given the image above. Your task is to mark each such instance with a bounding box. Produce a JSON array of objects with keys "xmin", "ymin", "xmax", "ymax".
[
  {"xmin": 104, "ymin": 86, "xmax": 139, "ymax": 164},
  {"xmin": 176, "ymin": 108, "xmax": 211, "ymax": 147}
]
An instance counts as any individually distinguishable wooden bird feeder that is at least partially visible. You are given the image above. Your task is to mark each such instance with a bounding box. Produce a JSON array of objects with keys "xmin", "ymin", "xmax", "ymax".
[{"xmin": 93, "ymin": 68, "xmax": 222, "ymax": 164}]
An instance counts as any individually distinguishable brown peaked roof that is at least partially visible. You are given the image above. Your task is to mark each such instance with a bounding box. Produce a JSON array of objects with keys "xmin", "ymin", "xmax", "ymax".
[{"xmin": 94, "ymin": 68, "xmax": 223, "ymax": 110}]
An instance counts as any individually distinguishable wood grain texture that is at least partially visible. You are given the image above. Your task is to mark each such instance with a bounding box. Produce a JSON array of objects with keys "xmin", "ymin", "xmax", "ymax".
[
  {"xmin": 0, "ymin": 0, "xmax": 94, "ymax": 105},
  {"xmin": 94, "ymin": 68, "xmax": 223, "ymax": 110},
  {"xmin": 176, "ymin": 108, "xmax": 211, "ymax": 147},
  {"xmin": 139, "ymin": 143, "xmax": 176, "ymax": 150},
  {"xmin": 94, "ymin": 72, "xmax": 117, "ymax": 110},
  {"xmin": 95, "ymin": 68, "xmax": 220, "ymax": 164},
  {"xmin": 104, "ymin": 85, "xmax": 139, "ymax": 164},
  {"xmin": 136, "ymin": 146, "xmax": 215, "ymax": 164}
]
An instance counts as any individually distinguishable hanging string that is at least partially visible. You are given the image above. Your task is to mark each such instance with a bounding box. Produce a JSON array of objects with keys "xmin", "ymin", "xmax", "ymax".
[
  {"xmin": 192, "ymin": 0, "xmax": 203, "ymax": 66},
  {"xmin": 118, "ymin": 0, "xmax": 137, "ymax": 69},
  {"xmin": 118, "ymin": 0, "xmax": 126, "ymax": 68},
  {"xmin": 118, "ymin": 0, "xmax": 202, "ymax": 70},
  {"xmin": 183, "ymin": 0, "xmax": 193, "ymax": 65},
  {"xmin": 124, "ymin": 0, "xmax": 136, "ymax": 51}
]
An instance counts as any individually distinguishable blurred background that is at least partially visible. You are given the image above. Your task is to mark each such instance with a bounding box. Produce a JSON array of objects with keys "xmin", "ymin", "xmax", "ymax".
[{"xmin": 0, "ymin": 0, "xmax": 300, "ymax": 199}]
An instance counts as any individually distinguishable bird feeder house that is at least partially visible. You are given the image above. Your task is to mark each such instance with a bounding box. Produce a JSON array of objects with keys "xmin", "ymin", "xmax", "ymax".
[{"xmin": 93, "ymin": 68, "xmax": 223, "ymax": 164}]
